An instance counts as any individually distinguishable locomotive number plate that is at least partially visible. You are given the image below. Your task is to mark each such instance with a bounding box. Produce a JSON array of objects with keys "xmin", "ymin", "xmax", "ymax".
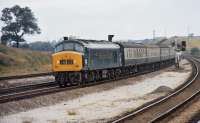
[{"xmin": 60, "ymin": 59, "xmax": 74, "ymax": 65}]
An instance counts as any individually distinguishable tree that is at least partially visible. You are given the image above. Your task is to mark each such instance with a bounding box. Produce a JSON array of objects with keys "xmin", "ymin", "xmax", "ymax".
[{"xmin": 0, "ymin": 5, "xmax": 41, "ymax": 47}]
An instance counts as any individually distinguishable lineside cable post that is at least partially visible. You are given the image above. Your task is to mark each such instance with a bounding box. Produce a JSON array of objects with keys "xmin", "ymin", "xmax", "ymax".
[{"xmin": 175, "ymin": 51, "xmax": 182, "ymax": 69}]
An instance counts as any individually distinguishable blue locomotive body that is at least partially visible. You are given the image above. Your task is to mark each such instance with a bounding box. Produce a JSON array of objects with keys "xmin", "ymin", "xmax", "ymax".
[{"xmin": 53, "ymin": 38, "xmax": 175, "ymax": 87}]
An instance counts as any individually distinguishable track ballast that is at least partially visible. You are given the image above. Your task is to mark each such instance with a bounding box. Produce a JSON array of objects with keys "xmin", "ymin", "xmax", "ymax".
[
  {"xmin": 111, "ymin": 56, "xmax": 199, "ymax": 123},
  {"xmin": 0, "ymin": 62, "xmax": 174, "ymax": 104}
]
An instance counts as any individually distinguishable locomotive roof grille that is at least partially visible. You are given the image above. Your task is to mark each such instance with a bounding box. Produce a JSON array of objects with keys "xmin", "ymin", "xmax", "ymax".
[{"xmin": 55, "ymin": 39, "xmax": 120, "ymax": 49}]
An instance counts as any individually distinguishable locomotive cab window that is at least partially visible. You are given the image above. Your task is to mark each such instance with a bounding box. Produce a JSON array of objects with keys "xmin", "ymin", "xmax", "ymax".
[
  {"xmin": 64, "ymin": 43, "xmax": 74, "ymax": 51},
  {"xmin": 74, "ymin": 43, "xmax": 84, "ymax": 52},
  {"xmin": 55, "ymin": 44, "xmax": 63, "ymax": 52},
  {"xmin": 55, "ymin": 42, "xmax": 84, "ymax": 53},
  {"xmin": 64, "ymin": 43, "xmax": 84, "ymax": 52}
]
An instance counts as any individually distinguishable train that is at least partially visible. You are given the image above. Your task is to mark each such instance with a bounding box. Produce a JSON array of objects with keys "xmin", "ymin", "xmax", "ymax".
[{"xmin": 52, "ymin": 36, "xmax": 175, "ymax": 87}]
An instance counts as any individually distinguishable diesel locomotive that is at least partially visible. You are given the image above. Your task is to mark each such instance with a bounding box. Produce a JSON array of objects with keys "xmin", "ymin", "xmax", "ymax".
[{"xmin": 52, "ymin": 37, "xmax": 175, "ymax": 87}]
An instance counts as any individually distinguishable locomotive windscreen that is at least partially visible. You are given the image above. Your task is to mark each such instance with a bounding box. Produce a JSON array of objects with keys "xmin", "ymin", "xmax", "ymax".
[{"xmin": 55, "ymin": 42, "xmax": 84, "ymax": 53}]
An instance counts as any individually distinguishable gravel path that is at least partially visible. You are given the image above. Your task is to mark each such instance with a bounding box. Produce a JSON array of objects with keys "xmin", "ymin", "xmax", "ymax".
[
  {"xmin": 0, "ymin": 60, "xmax": 192, "ymax": 123},
  {"xmin": 0, "ymin": 76, "xmax": 54, "ymax": 89}
]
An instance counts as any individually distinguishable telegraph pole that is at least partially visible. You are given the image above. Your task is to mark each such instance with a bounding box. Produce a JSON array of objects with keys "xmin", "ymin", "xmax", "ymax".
[
  {"xmin": 153, "ymin": 30, "xmax": 155, "ymax": 41},
  {"xmin": 164, "ymin": 29, "xmax": 167, "ymax": 37},
  {"xmin": 187, "ymin": 26, "xmax": 191, "ymax": 50}
]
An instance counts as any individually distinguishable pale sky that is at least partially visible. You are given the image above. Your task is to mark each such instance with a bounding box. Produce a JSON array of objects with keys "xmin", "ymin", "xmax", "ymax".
[{"xmin": 0, "ymin": 0, "xmax": 200, "ymax": 42}]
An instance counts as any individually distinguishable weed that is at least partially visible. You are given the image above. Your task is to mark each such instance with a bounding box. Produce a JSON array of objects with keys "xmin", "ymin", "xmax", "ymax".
[
  {"xmin": 22, "ymin": 121, "xmax": 32, "ymax": 123},
  {"xmin": 68, "ymin": 110, "xmax": 77, "ymax": 116}
]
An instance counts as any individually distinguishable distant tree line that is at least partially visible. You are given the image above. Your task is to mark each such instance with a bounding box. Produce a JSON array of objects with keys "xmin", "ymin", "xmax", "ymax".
[
  {"xmin": 29, "ymin": 41, "xmax": 55, "ymax": 51},
  {"xmin": 13, "ymin": 41, "xmax": 55, "ymax": 51}
]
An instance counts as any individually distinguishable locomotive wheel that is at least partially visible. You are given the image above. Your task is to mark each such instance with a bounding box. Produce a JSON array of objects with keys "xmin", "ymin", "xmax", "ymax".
[
  {"xmin": 130, "ymin": 67, "xmax": 134, "ymax": 74},
  {"xmin": 61, "ymin": 73, "xmax": 66, "ymax": 87},
  {"xmin": 94, "ymin": 71, "xmax": 100, "ymax": 81},
  {"xmin": 110, "ymin": 70, "xmax": 115, "ymax": 79},
  {"xmin": 89, "ymin": 71, "xmax": 95, "ymax": 82},
  {"xmin": 68, "ymin": 73, "xmax": 74, "ymax": 86},
  {"xmin": 107, "ymin": 71, "xmax": 111, "ymax": 80},
  {"xmin": 81, "ymin": 71, "xmax": 86, "ymax": 85},
  {"xmin": 69, "ymin": 72, "xmax": 80, "ymax": 86},
  {"xmin": 115, "ymin": 69, "xmax": 121, "ymax": 78},
  {"xmin": 56, "ymin": 73, "xmax": 62, "ymax": 87},
  {"xmin": 57, "ymin": 73, "xmax": 65, "ymax": 87},
  {"xmin": 69, "ymin": 72, "xmax": 77, "ymax": 86},
  {"xmin": 99, "ymin": 71, "xmax": 103, "ymax": 80},
  {"xmin": 64, "ymin": 72, "xmax": 68, "ymax": 87},
  {"xmin": 84, "ymin": 72, "xmax": 89, "ymax": 83},
  {"xmin": 152, "ymin": 64, "xmax": 155, "ymax": 71},
  {"xmin": 82, "ymin": 71, "xmax": 93, "ymax": 83}
]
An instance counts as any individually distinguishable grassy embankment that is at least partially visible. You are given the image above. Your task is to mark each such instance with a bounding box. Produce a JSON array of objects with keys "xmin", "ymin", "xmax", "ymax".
[
  {"xmin": 188, "ymin": 39, "xmax": 200, "ymax": 49},
  {"xmin": 0, "ymin": 44, "xmax": 51, "ymax": 77},
  {"xmin": 189, "ymin": 39, "xmax": 200, "ymax": 56}
]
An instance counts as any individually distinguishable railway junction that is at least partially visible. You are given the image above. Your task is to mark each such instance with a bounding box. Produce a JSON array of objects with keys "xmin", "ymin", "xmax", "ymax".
[
  {"xmin": 1, "ymin": 1, "xmax": 200, "ymax": 123},
  {"xmin": 1, "ymin": 56, "xmax": 200, "ymax": 123}
]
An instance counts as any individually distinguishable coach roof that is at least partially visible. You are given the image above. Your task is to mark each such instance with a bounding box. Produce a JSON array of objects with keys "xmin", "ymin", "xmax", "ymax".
[{"xmin": 116, "ymin": 42, "xmax": 146, "ymax": 48}]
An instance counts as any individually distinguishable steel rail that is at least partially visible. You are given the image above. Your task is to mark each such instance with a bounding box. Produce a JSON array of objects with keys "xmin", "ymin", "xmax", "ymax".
[
  {"xmin": 149, "ymin": 57, "xmax": 200, "ymax": 123},
  {"xmin": 0, "ymin": 63, "xmax": 173, "ymax": 104},
  {"xmin": 0, "ymin": 70, "xmax": 153, "ymax": 104},
  {"xmin": 0, "ymin": 81, "xmax": 56, "ymax": 95},
  {"xmin": 111, "ymin": 57, "xmax": 198, "ymax": 123},
  {"xmin": 0, "ymin": 72, "xmax": 53, "ymax": 81}
]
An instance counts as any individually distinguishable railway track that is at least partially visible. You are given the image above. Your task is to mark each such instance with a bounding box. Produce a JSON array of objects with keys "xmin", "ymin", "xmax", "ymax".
[
  {"xmin": 0, "ymin": 62, "xmax": 173, "ymax": 104},
  {"xmin": 0, "ymin": 72, "xmax": 53, "ymax": 81},
  {"xmin": 0, "ymin": 81, "xmax": 56, "ymax": 95},
  {"xmin": 0, "ymin": 72, "xmax": 55, "ymax": 103},
  {"xmin": 111, "ymin": 56, "xmax": 200, "ymax": 123}
]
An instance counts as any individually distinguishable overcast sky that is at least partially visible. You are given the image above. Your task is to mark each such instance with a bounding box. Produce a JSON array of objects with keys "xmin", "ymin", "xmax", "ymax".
[{"xmin": 0, "ymin": 0, "xmax": 200, "ymax": 42}]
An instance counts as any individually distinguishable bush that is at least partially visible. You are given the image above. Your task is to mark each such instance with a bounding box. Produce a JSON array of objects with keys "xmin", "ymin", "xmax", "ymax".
[
  {"xmin": 0, "ymin": 53, "xmax": 15, "ymax": 66},
  {"xmin": 0, "ymin": 47, "xmax": 7, "ymax": 53},
  {"xmin": 191, "ymin": 48, "xmax": 200, "ymax": 56}
]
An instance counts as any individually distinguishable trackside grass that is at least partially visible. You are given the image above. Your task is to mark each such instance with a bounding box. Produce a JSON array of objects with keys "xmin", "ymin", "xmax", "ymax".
[{"xmin": 0, "ymin": 44, "xmax": 51, "ymax": 77}]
